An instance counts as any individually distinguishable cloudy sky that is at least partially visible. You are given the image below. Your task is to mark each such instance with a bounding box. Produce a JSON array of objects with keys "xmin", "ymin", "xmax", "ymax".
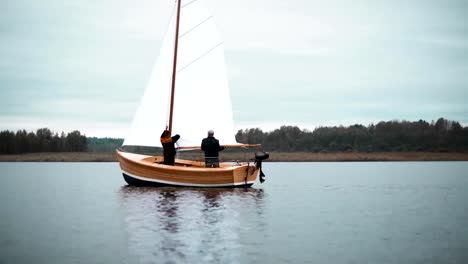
[{"xmin": 1, "ymin": 0, "xmax": 467, "ymax": 137}]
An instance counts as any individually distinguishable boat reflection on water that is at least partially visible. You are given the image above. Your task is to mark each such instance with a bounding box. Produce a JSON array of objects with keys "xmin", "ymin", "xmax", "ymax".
[{"xmin": 118, "ymin": 186, "xmax": 266, "ymax": 263}]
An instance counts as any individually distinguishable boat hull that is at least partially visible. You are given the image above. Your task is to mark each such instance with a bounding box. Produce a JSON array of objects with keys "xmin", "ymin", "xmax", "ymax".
[{"xmin": 116, "ymin": 150, "xmax": 259, "ymax": 187}]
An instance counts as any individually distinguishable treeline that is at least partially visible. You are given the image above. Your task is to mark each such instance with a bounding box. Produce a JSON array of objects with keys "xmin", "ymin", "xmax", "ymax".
[
  {"xmin": 0, "ymin": 127, "xmax": 138, "ymax": 154},
  {"xmin": 235, "ymin": 118, "xmax": 468, "ymax": 152},
  {"xmin": 86, "ymin": 138, "xmax": 159, "ymax": 153},
  {"xmin": 87, "ymin": 137, "xmax": 123, "ymax": 152},
  {"xmin": 0, "ymin": 128, "xmax": 87, "ymax": 154},
  {"xmin": 1, "ymin": 118, "xmax": 467, "ymax": 154}
]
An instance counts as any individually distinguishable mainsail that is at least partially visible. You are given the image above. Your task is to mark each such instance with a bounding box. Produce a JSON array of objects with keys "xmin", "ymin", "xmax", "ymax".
[{"xmin": 123, "ymin": 0, "xmax": 238, "ymax": 148}]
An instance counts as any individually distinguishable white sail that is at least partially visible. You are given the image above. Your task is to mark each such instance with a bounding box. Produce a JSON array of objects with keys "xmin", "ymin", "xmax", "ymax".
[{"xmin": 123, "ymin": 0, "xmax": 239, "ymax": 148}]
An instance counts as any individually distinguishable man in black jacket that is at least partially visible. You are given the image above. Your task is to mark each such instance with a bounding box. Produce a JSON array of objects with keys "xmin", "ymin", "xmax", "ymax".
[
  {"xmin": 201, "ymin": 130, "xmax": 225, "ymax": 168},
  {"xmin": 160, "ymin": 129, "xmax": 180, "ymax": 165}
]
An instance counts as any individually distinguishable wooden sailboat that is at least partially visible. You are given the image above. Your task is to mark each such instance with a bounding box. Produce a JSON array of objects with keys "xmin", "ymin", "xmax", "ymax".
[{"xmin": 116, "ymin": 0, "xmax": 268, "ymax": 187}]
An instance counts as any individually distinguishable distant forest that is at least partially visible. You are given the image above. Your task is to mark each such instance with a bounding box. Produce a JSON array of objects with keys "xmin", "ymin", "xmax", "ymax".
[
  {"xmin": 236, "ymin": 118, "xmax": 468, "ymax": 152},
  {"xmin": 0, "ymin": 118, "xmax": 467, "ymax": 154},
  {"xmin": 0, "ymin": 128, "xmax": 87, "ymax": 154}
]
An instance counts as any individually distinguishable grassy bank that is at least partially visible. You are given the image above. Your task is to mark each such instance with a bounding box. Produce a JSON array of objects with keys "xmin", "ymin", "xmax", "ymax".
[
  {"xmin": 266, "ymin": 152, "xmax": 468, "ymax": 161},
  {"xmin": 0, "ymin": 151, "xmax": 467, "ymax": 162},
  {"xmin": 0, "ymin": 152, "xmax": 116, "ymax": 162}
]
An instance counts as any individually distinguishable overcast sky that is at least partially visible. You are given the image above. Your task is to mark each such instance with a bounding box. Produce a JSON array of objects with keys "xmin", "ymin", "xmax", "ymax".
[{"xmin": 1, "ymin": 0, "xmax": 467, "ymax": 137}]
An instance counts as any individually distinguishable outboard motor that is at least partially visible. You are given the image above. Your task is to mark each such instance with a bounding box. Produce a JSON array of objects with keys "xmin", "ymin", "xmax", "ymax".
[{"xmin": 255, "ymin": 151, "xmax": 269, "ymax": 183}]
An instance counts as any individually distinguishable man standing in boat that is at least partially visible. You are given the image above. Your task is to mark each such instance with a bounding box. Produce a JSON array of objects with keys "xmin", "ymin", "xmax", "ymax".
[
  {"xmin": 160, "ymin": 129, "xmax": 180, "ymax": 165},
  {"xmin": 201, "ymin": 130, "xmax": 225, "ymax": 168}
]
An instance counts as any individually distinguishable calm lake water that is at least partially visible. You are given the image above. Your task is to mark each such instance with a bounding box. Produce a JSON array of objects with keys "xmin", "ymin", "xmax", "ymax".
[{"xmin": 1, "ymin": 162, "xmax": 467, "ymax": 264}]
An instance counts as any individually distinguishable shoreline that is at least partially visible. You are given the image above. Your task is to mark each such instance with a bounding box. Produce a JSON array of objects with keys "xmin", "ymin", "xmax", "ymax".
[{"xmin": 0, "ymin": 152, "xmax": 467, "ymax": 162}]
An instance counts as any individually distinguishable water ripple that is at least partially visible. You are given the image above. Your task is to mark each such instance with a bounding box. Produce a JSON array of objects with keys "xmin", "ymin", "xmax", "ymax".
[{"xmin": 118, "ymin": 187, "xmax": 266, "ymax": 263}]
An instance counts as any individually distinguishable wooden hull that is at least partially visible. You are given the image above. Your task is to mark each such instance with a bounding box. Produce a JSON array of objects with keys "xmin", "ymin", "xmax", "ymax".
[{"xmin": 116, "ymin": 149, "xmax": 259, "ymax": 187}]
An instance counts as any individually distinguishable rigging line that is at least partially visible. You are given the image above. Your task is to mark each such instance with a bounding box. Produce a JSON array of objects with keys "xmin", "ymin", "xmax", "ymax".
[
  {"xmin": 176, "ymin": 42, "xmax": 222, "ymax": 73},
  {"xmin": 182, "ymin": 0, "xmax": 199, "ymax": 8},
  {"xmin": 179, "ymin": 16, "xmax": 213, "ymax": 38}
]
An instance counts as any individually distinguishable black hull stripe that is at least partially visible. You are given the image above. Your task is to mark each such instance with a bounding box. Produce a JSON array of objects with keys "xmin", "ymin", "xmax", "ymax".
[{"xmin": 122, "ymin": 173, "xmax": 253, "ymax": 188}]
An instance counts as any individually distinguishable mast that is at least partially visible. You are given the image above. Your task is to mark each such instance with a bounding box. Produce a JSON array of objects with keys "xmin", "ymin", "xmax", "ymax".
[{"xmin": 168, "ymin": 0, "xmax": 182, "ymax": 135}]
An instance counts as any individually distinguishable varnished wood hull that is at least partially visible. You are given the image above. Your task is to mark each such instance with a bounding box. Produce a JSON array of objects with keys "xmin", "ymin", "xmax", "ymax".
[{"xmin": 116, "ymin": 149, "xmax": 259, "ymax": 187}]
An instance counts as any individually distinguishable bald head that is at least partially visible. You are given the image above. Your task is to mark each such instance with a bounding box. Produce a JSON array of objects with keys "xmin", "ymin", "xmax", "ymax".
[{"xmin": 208, "ymin": 130, "xmax": 214, "ymax": 137}]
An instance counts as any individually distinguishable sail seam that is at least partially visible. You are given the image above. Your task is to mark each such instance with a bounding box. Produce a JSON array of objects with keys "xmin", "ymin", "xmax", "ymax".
[
  {"xmin": 179, "ymin": 16, "xmax": 213, "ymax": 39},
  {"xmin": 177, "ymin": 42, "xmax": 223, "ymax": 73},
  {"xmin": 182, "ymin": 0, "xmax": 199, "ymax": 8}
]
